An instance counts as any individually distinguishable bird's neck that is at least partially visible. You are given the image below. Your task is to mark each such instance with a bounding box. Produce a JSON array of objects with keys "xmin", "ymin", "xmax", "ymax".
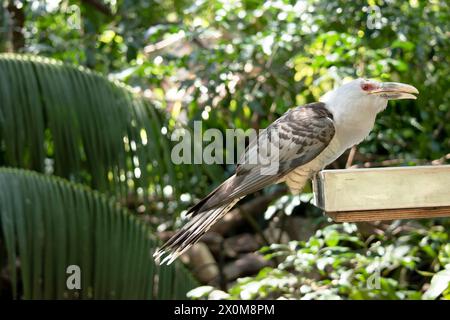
[{"xmin": 325, "ymin": 101, "xmax": 378, "ymax": 150}]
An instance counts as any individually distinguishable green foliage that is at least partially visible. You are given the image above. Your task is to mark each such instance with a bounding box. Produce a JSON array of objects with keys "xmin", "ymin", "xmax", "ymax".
[
  {"xmin": 11, "ymin": 1, "xmax": 449, "ymax": 165},
  {"xmin": 0, "ymin": 168, "xmax": 197, "ymax": 299},
  {"xmin": 130, "ymin": 0, "xmax": 449, "ymax": 162},
  {"xmin": 2, "ymin": 0, "xmax": 449, "ymax": 300},
  {"xmin": 189, "ymin": 222, "xmax": 449, "ymax": 300},
  {"xmin": 0, "ymin": 54, "xmax": 222, "ymax": 210}
]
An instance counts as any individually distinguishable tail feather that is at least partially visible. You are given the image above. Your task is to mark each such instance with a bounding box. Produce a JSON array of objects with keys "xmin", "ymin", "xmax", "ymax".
[{"xmin": 154, "ymin": 198, "xmax": 240, "ymax": 265}]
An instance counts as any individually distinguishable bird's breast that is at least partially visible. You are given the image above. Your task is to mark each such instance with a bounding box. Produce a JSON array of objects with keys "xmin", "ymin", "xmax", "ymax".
[
  {"xmin": 309, "ymin": 136, "xmax": 344, "ymax": 169},
  {"xmin": 283, "ymin": 137, "xmax": 343, "ymax": 194},
  {"xmin": 282, "ymin": 117, "xmax": 375, "ymax": 195}
]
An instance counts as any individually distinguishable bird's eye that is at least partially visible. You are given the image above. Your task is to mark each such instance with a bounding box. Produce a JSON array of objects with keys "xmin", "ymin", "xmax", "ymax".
[{"xmin": 361, "ymin": 82, "xmax": 377, "ymax": 92}]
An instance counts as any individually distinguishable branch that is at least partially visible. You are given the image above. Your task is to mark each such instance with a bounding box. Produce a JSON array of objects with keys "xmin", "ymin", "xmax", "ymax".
[
  {"xmin": 345, "ymin": 146, "xmax": 357, "ymax": 168},
  {"xmin": 143, "ymin": 31, "xmax": 186, "ymax": 55}
]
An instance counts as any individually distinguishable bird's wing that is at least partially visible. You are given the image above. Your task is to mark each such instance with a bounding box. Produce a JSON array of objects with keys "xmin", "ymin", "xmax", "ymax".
[
  {"xmin": 156, "ymin": 102, "xmax": 335, "ymax": 263},
  {"xmin": 196, "ymin": 102, "xmax": 335, "ymax": 212}
]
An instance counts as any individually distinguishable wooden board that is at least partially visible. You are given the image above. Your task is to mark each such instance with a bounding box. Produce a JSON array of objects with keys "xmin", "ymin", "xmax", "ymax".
[
  {"xmin": 327, "ymin": 206, "xmax": 450, "ymax": 222},
  {"xmin": 312, "ymin": 165, "xmax": 450, "ymax": 222}
]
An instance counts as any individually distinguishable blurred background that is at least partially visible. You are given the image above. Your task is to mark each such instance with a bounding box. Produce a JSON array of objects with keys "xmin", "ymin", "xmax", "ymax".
[{"xmin": 0, "ymin": 0, "xmax": 449, "ymax": 300}]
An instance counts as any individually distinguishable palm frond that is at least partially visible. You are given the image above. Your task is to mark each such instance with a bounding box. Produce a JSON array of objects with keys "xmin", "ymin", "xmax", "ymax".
[
  {"xmin": 0, "ymin": 168, "xmax": 198, "ymax": 299},
  {"xmin": 0, "ymin": 54, "xmax": 223, "ymax": 205}
]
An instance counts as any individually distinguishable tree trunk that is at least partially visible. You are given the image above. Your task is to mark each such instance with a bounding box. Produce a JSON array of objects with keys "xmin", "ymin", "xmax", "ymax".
[{"xmin": 6, "ymin": 0, "xmax": 25, "ymax": 52}]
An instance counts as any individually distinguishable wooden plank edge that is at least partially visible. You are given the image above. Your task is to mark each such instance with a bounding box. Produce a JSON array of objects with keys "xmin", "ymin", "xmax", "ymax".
[{"xmin": 326, "ymin": 206, "xmax": 450, "ymax": 222}]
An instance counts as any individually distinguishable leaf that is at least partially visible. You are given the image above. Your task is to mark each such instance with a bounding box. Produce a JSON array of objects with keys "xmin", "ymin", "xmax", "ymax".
[
  {"xmin": 324, "ymin": 230, "xmax": 340, "ymax": 247},
  {"xmin": 0, "ymin": 54, "xmax": 221, "ymax": 205},
  {"xmin": 0, "ymin": 168, "xmax": 198, "ymax": 299},
  {"xmin": 187, "ymin": 286, "xmax": 215, "ymax": 299},
  {"xmin": 423, "ymin": 269, "xmax": 450, "ymax": 300}
]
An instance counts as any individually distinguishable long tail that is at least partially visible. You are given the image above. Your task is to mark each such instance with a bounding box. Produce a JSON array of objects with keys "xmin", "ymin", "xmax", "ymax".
[{"xmin": 153, "ymin": 198, "xmax": 240, "ymax": 265}]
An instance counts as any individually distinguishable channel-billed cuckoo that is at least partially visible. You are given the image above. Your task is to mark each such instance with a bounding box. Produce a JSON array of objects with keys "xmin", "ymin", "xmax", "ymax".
[{"xmin": 154, "ymin": 78, "xmax": 419, "ymax": 264}]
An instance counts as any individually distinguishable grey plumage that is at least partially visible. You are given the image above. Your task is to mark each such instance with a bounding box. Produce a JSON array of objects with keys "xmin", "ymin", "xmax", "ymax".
[{"xmin": 154, "ymin": 102, "xmax": 335, "ymax": 264}]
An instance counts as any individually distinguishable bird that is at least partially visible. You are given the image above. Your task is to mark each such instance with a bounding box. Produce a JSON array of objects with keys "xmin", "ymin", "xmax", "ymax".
[{"xmin": 154, "ymin": 78, "xmax": 419, "ymax": 264}]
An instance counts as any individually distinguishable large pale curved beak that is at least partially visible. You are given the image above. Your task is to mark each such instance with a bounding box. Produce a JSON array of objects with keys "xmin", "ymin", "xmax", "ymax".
[{"xmin": 369, "ymin": 82, "xmax": 419, "ymax": 100}]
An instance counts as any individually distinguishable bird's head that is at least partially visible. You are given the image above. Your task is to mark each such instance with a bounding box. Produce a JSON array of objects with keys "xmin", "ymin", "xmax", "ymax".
[{"xmin": 321, "ymin": 78, "xmax": 419, "ymax": 116}]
